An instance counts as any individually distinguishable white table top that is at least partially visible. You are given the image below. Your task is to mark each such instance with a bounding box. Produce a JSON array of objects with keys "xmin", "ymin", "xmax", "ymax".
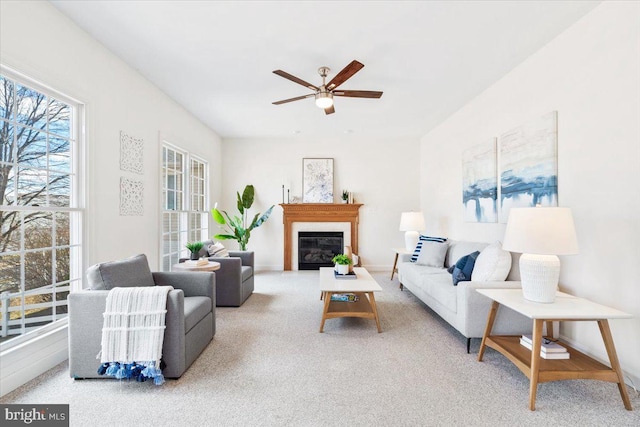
[
  {"xmin": 476, "ymin": 289, "xmax": 632, "ymax": 320},
  {"xmin": 173, "ymin": 261, "xmax": 221, "ymax": 272},
  {"xmin": 393, "ymin": 247, "xmax": 413, "ymax": 254},
  {"xmin": 319, "ymin": 267, "xmax": 383, "ymax": 292}
]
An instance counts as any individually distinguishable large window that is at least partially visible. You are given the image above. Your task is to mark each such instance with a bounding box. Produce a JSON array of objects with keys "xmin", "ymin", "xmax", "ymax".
[
  {"xmin": 161, "ymin": 144, "xmax": 208, "ymax": 271},
  {"xmin": 0, "ymin": 70, "xmax": 83, "ymax": 341}
]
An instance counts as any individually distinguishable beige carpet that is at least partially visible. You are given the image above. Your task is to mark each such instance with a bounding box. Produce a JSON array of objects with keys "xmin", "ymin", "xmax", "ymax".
[{"xmin": 2, "ymin": 271, "xmax": 639, "ymax": 426}]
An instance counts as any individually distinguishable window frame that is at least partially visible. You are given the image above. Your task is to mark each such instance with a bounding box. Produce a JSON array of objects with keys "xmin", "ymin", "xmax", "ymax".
[
  {"xmin": 0, "ymin": 65, "xmax": 85, "ymax": 347},
  {"xmin": 159, "ymin": 141, "xmax": 209, "ymax": 272}
]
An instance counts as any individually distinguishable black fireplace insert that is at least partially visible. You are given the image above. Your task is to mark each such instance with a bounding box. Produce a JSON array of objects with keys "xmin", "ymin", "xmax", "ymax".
[{"xmin": 298, "ymin": 231, "xmax": 344, "ymax": 270}]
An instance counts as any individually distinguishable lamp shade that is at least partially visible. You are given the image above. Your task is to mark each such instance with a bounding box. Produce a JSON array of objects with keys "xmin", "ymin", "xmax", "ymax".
[
  {"xmin": 502, "ymin": 207, "xmax": 578, "ymax": 255},
  {"xmin": 399, "ymin": 212, "xmax": 426, "ymax": 232}
]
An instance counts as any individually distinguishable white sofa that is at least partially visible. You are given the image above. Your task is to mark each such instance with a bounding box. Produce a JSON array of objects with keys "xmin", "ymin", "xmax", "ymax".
[{"xmin": 397, "ymin": 240, "xmax": 532, "ymax": 352}]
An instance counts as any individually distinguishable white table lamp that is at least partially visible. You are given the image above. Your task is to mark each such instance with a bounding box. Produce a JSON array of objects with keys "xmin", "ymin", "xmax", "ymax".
[
  {"xmin": 399, "ymin": 212, "xmax": 426, "ymax": 251},
  {"xmin": 502, "ymin": 207, "xmax": 578, "ymax": 303}
]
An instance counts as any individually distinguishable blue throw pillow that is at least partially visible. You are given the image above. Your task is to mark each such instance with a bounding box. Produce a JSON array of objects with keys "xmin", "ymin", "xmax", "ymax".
[
  {"xmin": 410, "ymin": 235, "xmax": 447, "ymax": 263},
  {"xmin": 450, "ymin": 251, "xmax": 480, "ymax": 285}
]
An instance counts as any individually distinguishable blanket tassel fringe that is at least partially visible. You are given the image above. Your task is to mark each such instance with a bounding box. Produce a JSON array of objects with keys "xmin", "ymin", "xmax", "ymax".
[{"xmin": 98, "ymin": 361, "xmax": 165, "ymax": 385}]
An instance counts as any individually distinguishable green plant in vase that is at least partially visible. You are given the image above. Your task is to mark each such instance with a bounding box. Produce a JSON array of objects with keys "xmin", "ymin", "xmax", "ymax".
[
  {"xmin": 186, "ymin": 241, "xmax": 204, "ymax": 260},
  {"xmin": 341, "ymin": 190, "xmax": 349, "ymax": 203},
  {"xmin": 332, "ymin": 253, "xmax": 353, "ymax": 275},
  {"xmin": 211, "ymin": 185, "xmax": 274, "ymax": 251}
]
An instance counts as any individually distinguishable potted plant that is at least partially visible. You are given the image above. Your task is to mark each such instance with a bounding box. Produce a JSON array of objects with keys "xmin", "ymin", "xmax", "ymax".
[
  {"xmin": 332, "ymin": 254, "xmax": 352, "ymax": 275},
  {"xmin": 211, "ymin": 184, "xmax": 274, "ymax": 251},
  {"xmin": 341, "ymin": 190, "xmax": 349, "ymax": 204},
  {"xmin": 186, "ymin": 241, "xmax": 204, "ymax": 260}
]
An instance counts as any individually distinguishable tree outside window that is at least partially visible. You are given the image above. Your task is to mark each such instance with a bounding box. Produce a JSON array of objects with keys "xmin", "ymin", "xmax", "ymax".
[{"xmin": 0, "ymin": 73, "xmax": 82, "ymax": 341}]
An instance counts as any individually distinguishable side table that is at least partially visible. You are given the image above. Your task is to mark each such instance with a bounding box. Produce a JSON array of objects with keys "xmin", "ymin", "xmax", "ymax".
[
  {"xmin": 173, "ymin": 261, "xmax": 221, "ymax": 272},
  {"xmin": 476, "ymin": 288, "xmax": 632, "ymax": 411},
  {"xmin": 390, "ymin": 247, "xmax": 412, "ymax": 280}
]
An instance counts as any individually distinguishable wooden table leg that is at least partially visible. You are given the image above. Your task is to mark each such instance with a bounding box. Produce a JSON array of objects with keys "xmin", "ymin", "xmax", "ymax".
[
  {"xmin": 391, "ymin": 253, "xmax": 399, "ymax": 281},
  {"xmin": 319, "ymin": 292, "xmax": 332, "ymax": 333},
  {"xmin": 529, "ymin": 319, "xmax": 544, "ymax": 411},
  {"xmin": 598, "ymin": 319, "xmax": 633, "ymax": 410},
  {"xmin": 478, "ymin": 300, "xmax": 499, "ymax": 361},
  {"xmin": 368, "ymin": 292, "xmax": 382, "ymax": 333},
  {"xmin": 545, "ymin": 320, "xmax": 554, "ymax": 338}
]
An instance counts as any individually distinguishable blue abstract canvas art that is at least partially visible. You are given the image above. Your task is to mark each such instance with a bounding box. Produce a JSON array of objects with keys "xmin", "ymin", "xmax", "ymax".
[
  {"xmin": 499, "ymin": 111, "xmax": 558, "ymax": 222},
  {"xmin": 462, "ymin": 139, "xmax": 497, "ymax": 222}
]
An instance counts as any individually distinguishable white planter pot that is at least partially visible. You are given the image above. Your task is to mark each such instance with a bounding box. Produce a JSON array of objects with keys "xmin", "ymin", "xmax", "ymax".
[{"xmin": 336, "ymin": 264, "xmax": 349, "ymax": 275}]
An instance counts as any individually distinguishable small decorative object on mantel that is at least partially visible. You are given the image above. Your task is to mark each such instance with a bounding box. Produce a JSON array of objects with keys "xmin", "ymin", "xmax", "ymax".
[
  {"xmin": 341, "ymin": 190, "xmax": 349, "ymax": 203},
  {"xmin": 332, "ymin": 254, "xmax": 353, "ymax": 275},
  {"xmin": 185, "ymin": 241, "xmax": 204, "ymax": 260}
]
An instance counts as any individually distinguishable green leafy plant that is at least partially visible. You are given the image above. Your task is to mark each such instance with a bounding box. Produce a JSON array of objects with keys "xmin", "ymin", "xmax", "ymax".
[
  {"xmin": 211, "ymin": 185, "xmax": 274, "ymax": 251},
  {"xmin": 341, "ymin": 190, "xmax": 349, "ymax": 201},
  {"xmin": 332, "ymin": 254, "xmax": 353, "ymax": 265},
  {"xmin": 185, "ymin": 241, "xmax": 204, "ymax": 253},
  {"xmin": 185, "ymin": 241, "xmax": 204, "ymax": 260}
]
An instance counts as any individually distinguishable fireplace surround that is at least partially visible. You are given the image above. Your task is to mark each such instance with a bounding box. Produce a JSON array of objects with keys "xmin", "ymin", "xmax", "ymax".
[{"xmin": 280, "ymin": 203, "xmax": 363, "ymax": 271}]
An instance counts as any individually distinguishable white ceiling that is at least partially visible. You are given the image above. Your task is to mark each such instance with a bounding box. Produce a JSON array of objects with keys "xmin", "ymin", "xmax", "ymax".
[{"xmin": 50, "ymin": 1, "xmax": 599, "ymax": 139}]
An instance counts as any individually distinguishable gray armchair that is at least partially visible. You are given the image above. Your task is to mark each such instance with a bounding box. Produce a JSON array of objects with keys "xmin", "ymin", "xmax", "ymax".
[
  {"xmin": 68, "ymin": 254, "xmax": 215, "ymax": 379},
  {"xmin": 189, "ymin": 241, "xmax": 254, "ymax": 307}
]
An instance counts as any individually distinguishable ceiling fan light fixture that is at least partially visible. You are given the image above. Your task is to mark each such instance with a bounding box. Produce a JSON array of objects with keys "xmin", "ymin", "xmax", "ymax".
[{"xmin": 315, "ymin": 92, "xmax": 333, "ymax": 109}]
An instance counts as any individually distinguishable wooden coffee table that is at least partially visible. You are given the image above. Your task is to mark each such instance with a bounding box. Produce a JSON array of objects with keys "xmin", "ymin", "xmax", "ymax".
[{"xmin": 319, "ymin": 267, "xmax": 382, "ymax": 333}]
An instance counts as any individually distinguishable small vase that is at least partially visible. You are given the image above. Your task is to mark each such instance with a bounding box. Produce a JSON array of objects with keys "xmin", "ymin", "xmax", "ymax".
[
  {"xmin": 190, "ymin": 251, "xmax": 199, "ymax": 261},
  {"xmin": 336, "ymin": 264, "xmax": 349, "ymax": 275},
  {"xmin": 341, "ymin": 199, "xmax": 348, "ymax": 204}
]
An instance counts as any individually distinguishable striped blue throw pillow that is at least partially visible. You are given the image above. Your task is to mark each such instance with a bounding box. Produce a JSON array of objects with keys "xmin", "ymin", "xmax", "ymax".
[{"xmin": 410, "ymin": 235, "xmax": 447, "ymax": 262}]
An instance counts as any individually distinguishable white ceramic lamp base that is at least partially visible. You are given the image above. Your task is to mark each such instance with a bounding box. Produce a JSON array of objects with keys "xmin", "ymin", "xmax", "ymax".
[
  {"xmin": 519, "ymin": 253, "xmax": 560, "ymax": 303},
  {"xmin": 404, "ymin": 231, "xmax": 419, "ymax": 252}
]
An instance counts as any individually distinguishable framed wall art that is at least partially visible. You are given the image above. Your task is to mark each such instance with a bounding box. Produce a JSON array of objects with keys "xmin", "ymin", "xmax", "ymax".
[
  {"xmin": 302, "ymin": 158, "xmax": 334, "ymax": 203},
  {"xmin": 499, "ymin": 111, "xmax": 558, "ymax": 222},
  {"xmin": 462, "ymin": 138, "xmax": 497, "ymax": 223}
]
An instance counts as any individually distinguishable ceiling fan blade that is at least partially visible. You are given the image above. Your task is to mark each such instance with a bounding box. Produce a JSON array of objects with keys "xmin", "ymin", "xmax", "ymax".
[
  {"xmin": 273, "ymin": 70, "xmax": 319, "ymax": 91},
  {"xmin": 324, "ymin": 105, "xmax": 335, "ymax": 115},
  {"xmin": 333, "ymin": 90, "xmax": 383, "ymax": 99},
  {"xmin": 272, "ymin": 94, "xmax": 315, "ymax": 105},
  {"xmin": 325, "ymin": 60, "xmax": 364, "ymax": 91}
]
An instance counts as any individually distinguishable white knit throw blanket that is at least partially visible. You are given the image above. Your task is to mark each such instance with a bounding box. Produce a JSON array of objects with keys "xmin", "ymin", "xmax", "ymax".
[{"xmin": 99, "ymin": 286, "xmax": 173, "ymax": 365}]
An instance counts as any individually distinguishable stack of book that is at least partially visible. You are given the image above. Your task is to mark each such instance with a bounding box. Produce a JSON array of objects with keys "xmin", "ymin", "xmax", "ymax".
[
  {"xmin": 334, "ymin": 270, "xmax": 357, "ymax": 280},
  {"xmin": 330, "ymin": 293, "xmax": 359, "ymax": 302},
  {"xmin": 519, "ymin": 335, "xmax": 569, "ymax": 359},
  {"xmin": 185, "ymin": 259, "xmax": 208, "ymax": 267}
]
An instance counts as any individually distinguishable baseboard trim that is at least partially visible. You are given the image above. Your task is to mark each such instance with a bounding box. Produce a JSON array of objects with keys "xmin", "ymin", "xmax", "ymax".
[{"xmin": 0, "ymin": 324, "xmax": 69, "ymax": 397}]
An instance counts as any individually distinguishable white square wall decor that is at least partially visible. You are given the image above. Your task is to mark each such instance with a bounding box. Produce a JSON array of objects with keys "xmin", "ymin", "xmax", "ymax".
[
  {"xmin": 120, "ymin": 131, "xmax": 144, "ymax": 174},
  {"xmin": 120, "ymin": 177, "xmax": 144, "ymax": 216}
]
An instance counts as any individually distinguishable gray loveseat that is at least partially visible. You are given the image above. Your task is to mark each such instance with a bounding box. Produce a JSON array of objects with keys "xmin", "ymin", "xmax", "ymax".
[
  {"xmin": 68, "ymin": 254, "xmax": 215, "ymax": 379},
  {"xmin": 397, "ymin": 240, "xmax": 531, "ymax": 352}
]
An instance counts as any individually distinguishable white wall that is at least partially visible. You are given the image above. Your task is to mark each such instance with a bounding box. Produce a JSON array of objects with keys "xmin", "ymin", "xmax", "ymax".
[
  {"xmin": 0, "ymin": 1, "xmax": 222, "ymax": 395},
  {"xmin": 0, "ymin": 1, "xmax": 223, "ymax": 271},
  {"xmin": 221, "ymin": 136, "xmax": 420, "ymax": 271},
  {"xmin": 419, "ymin": 2, "xmax": 640, "ymax": 385}
]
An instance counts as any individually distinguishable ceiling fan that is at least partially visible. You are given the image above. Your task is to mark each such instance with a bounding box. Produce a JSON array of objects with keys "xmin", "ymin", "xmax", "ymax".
[{"xmin": 272, "ymin": 60, "xmax": 383, "ymax": 115}]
